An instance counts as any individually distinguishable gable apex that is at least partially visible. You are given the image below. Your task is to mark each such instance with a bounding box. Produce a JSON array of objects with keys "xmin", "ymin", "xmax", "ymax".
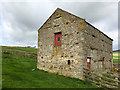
[
  {"xmin": 55, "ymin": 8, "xmax": 84, "ymax": 20},
  {"xmin": 38, "ymin": 8, "xmax": 113, "ymax": 41},
  {"xmin": 38, "ymin": 8, "xmax": 84, "ymax": 31}
]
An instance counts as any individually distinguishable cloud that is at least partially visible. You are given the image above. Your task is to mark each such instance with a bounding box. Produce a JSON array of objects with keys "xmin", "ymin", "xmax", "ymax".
[
  {"xmin": 1, "ymin": 2, "xmax": 55, "ymax": 47},
  {"xmin": 53, "ymin": 2, "xmax": 118, "ymax": 31},
  {"xmin": 1, "ymin": 1, "xmax": 118, "ymax": 50}
]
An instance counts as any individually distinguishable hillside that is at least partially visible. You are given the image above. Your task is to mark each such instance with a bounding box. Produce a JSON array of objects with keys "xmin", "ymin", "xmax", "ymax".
[
  {"xmin": 2, "ymin": 46, "xmax": 37, "ymax": 54},
  {"xmin": 2, "ymin": 46, "xmax": 98, "ymax": 88},
  {"xmin": 113, "ymin": 50, "xmax": 120, "ymax": 63}
]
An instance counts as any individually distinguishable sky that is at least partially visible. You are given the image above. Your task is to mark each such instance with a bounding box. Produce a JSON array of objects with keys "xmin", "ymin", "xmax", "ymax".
[{"xmin": 0, "ymin": 0, "xmax": 118, "ymax": 50}]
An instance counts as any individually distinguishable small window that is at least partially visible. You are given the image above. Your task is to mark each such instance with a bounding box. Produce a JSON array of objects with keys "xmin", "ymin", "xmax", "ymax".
[
  {"xmin": 61, "ymin": 55, "xmax": 63, "ymax": 57},
  {"xmin": 92, "ymin": 35, "xmax": 95, "ymax": 37},
  {"xmin": 58, "ymin": 37, "xmax": 60, "ymax": 41},
  {"xmin": 65, "ymin": 22, "xmax": 69, "ymax": 24},
  {"xmin": 70, "ymin": 56, "xmax": 73, "ymax": 58},
  {"xmin": 68, "ymin": 60, "xmax": 70, "ymax": 65}
]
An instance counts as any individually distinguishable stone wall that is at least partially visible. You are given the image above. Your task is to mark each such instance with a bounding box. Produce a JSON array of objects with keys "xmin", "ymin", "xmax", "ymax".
[
  {"xmin": 2, "ymin": 49, "xmax": 37, "ymax": 58},
  {"xmin": 37, "ymin": 8, "xmax": 86, "ymax": 79},
  {"xmin": 83, "ymin": 68, "xmax": 119, "ymax": 88},
  {"xmin": 37, "ymin": 8, "xmax": 113, "ymax": 79},
  {"xmin": 83, "ymin": 21, "xmax": 113, "ymax": 71}
]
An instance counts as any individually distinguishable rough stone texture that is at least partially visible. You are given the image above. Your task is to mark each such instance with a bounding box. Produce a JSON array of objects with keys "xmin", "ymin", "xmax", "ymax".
[{"xmin": 37, "ymin": 8, "xmax": 113, "ymax": 79}]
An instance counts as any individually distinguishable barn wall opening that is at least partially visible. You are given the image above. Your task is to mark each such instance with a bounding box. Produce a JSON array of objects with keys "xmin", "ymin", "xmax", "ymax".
[
  {"xmin": 102, "ymin": 57, "xmax": 105, "ymax": 69},
  {"xmin": 54, "ymin": 32, "xmax": 62, "ymax": 47},
  {"xmin": 68, "ymin": 60, "xmax": 70, "ymax": 65},
  {"xmin": 87, "ymin": 57, "xmax": 91, "ymax": 70}
]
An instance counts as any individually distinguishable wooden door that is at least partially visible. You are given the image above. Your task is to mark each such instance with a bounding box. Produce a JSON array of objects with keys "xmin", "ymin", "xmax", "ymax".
[
  {"xmin": 87, "ymin": 57, "xmax": 91, "ymax": 70},
  {"xmin": 54, "ymin": 32, "xmax": 62, "ymax": 47}
]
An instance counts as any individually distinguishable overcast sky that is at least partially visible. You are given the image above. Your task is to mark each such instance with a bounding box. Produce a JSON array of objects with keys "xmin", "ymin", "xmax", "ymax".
[{"xmin": 0, "ymin": 1, "xmax": 118, "ymax": 50}]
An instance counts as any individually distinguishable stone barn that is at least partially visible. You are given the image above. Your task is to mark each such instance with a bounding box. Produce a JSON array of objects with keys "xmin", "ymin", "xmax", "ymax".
[{"xmin": 37, "ymin": 8, "xmax": 113, "ymax": 79}]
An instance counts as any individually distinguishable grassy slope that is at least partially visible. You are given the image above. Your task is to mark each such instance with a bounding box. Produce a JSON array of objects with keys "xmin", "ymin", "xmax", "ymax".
[
  {"xmin": 2, "ymin": 46, "xmax": 37, "ymax": 54},
  {"xmin": 113, "ymin": 51, "xmax": 120, "ymax": 64},
  {"xmin": 2, "ymin": 47, "xmax": 97, "ymax": 88}
]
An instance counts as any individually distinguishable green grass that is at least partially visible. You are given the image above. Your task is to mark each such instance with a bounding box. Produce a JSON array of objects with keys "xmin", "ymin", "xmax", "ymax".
[
  {"xmin": 113, "ymin": 51, "xmax": 120, "ymax": 64},
  {"xmin": 2, "ymin": 46, "xmax": 37, "ymax": 54},
  {"xmin": 113, "ymin": 59, "xmax": 118, "ymax": 64},
  {"xmin": 2, "ymin": 46, "xmax": 119, "ymax": 88},
  {"xmin": 2, "ymin": 52, "xmax": 97, "ymax": 88},
  {"xmin": 113, "ymin": 56, "xmax": 120, "ymax": 58}
]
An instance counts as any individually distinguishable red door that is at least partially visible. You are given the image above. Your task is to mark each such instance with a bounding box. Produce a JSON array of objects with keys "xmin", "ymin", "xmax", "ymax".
[
  {"xmin": 87, "ymin": 57, "xmax": 91, "ymax": 70},
  {"xmin": 102, "ymin": 57, "xmax": 104, "ymax": 69},
  {"xmin": 54, "ymin": 33, "xmax": 62, "ymax": 47}
]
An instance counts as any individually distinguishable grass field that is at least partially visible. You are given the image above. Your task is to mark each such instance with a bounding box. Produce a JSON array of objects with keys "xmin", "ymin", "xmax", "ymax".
[
  {"xmin": 2, "ymin": 46, "xmax": 98, "ymax": 88},
  {"xmin": 113, "ymin": 51, "xmax": 120, "ymax": 64},
  {"xmin": 2, "ymin": 46, "xmax": 37, "ymax": 54}
]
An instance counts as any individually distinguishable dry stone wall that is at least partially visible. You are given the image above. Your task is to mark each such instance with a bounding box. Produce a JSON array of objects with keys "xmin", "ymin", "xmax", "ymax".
[{"xmin": 2, "ymin": 49, "xmax": 37, "ymax": 58}]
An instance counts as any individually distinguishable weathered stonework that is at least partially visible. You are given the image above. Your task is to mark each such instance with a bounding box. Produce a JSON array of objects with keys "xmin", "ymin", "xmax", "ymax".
[{"xmin": 37, "ymin": 8, "xmax": 113, "ymax": 79}]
